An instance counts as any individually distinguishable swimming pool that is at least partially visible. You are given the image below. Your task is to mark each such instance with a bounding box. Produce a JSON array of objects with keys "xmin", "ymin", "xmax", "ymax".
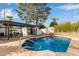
[{"xmin": 22, "ymin": 36, "xmax": 71, "ymax": 52}]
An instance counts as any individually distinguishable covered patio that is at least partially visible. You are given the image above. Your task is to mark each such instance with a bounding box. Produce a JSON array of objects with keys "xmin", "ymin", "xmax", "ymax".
[{"xmin": 0, "ymin": 20, "xmax": 39, "ymax": 40}]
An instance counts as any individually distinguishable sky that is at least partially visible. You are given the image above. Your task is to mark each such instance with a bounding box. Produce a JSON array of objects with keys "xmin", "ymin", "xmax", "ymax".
[{"xmin": 0, "ymin": 3, "xmax": 79, "ymax": 26}]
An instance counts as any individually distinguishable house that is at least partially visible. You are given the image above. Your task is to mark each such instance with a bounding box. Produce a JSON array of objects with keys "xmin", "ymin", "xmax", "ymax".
[
  {"xmin": 0, "ymin": 20, "xmax": 40, "ymax": 38},
  {"xmin": 40, "ymin": 27, "xmax": 55, "ymax": 34}
]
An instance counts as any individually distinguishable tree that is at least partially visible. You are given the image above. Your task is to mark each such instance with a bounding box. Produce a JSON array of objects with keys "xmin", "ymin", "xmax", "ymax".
[
  {"xmin": 0, "ymin": 23, "xmax": 4, "ymax": 28},
  {"xmin": 6, "ymin": 16, "xmax": 13, "ymax": 40},
  {"xmin": 73, "ymin": 21, "xmax": 79, "ymax": 31},
  {"xmin": 50, "ymin": 17, "xmax": 58, "ymax": 27},
  {"xmin": 16, "ymin": 3, "xmax": 51, "ymax": 35},
  {"xmin": 7, "ymin": 16, "xmax": 13, "ymax": 21},
  {"xmin": 55, "ymin": 22, "xmax": 73, "ymax": 32},
  {"xmin": 39, "ymin": 23, "xmax": 46, "ymax": 29},
  {"xmin": 62, "ymin": 22, "xmax": 73, "ymax": 32}
]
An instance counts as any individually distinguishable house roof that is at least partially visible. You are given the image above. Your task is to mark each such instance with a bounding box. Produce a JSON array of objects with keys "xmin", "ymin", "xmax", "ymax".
[{"xmin": 0, "ymin": 20, "xmax": 39, "ymax": 27}]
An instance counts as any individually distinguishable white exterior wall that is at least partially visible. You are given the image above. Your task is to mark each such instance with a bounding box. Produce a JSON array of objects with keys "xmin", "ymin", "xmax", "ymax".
[
  {"xmin": 0, "ymin": 28, "xmax": 5, "ymax": 33},
  {"xmin": 48, "ymin": 27, "xmax": 54, "ymax": 33},
  {"xmin": 39, "ymin": 27, "xmax": 55, "ymax": 35},
  {"xmin": 16, "ymin": 28, "xmax": 22, "ymax": 33},
  {"xmin": 37, "ymin": 27, "xmax": 42, "ymax": 35},
  {"xmin": 0, "ymin": 27, "xmax": 50, "ymax": 36},
  {"xmin": 22, "ymin": 27, "xmax": 27, "ymax": 36}
]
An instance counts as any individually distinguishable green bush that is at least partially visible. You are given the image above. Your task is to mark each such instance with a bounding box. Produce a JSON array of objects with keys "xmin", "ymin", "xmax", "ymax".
[{"xmin": 54, "ymin": 22, "xmax": 79, "ymax": 32}]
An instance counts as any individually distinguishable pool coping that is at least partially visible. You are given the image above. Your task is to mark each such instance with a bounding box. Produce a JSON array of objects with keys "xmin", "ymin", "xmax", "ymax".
[{"xmin": 21, "ymin": 36, "xmax": 71, "ymax": 53}]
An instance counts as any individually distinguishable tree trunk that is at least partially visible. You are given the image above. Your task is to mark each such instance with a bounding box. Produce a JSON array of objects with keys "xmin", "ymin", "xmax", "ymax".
[
  {"xmin": 36, "ymin": 13, "xmax": 38, "ymax": 36},
  {"xmin": 7, "ymin": 23, "xmax": 10, "ymax": 40},
  {"xmin": 4, "ymin": 4, "xmax": 6, "ymax": 38},
  {"xmin": 36, "ymin": 19, "xmax": 38, "ymax": 36}
]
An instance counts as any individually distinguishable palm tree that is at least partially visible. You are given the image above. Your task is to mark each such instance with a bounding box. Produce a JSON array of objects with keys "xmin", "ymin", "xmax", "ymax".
[
  {"xmin": 7, "ymin": 16, "xmax": 13, "ymax": 21},
  {"xmin": 50, "ymin": 17, "xmax": 59, "ymax": 27},
  {"xmin": 6, "ymin": 16, "xmax": 13, "ymax": 40},
  {"xmin": 3, "ymin": 3, "xmax": 6, "ymax": 38}
]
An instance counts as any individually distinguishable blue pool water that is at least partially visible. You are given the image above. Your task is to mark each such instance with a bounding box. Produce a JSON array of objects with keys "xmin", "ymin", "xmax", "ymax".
[{"xmin": 22, "ymin": 36, "xmax": 71, "ymax": 52}]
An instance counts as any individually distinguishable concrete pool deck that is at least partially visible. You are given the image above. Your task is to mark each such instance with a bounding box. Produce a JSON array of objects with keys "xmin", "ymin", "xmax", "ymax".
[{"xmin": 0, "ymin": 33, "xmax": 79, "ymax": 56}]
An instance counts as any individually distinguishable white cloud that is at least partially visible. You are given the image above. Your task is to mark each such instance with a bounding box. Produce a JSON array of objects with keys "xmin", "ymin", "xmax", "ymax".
[
  {"xmin": 73, "ymin": 15, "xmax": 79, "ymax": 19},
  {"xmin": 59, "ymin": 4, "xmax": 79, "ymax": 11},
  {"xmin": 0, "ymin": 9, "xmax": 12, "ymax": 16},
  {"xmin": 0, "ymin": 8, "xmax": 19, "ymax": 20}
]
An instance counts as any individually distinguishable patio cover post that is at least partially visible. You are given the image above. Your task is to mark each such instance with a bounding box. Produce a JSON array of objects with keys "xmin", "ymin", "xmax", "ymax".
[{"xmin": 7, "ymin": 23, "xmax": 10, "ymax": 40}]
